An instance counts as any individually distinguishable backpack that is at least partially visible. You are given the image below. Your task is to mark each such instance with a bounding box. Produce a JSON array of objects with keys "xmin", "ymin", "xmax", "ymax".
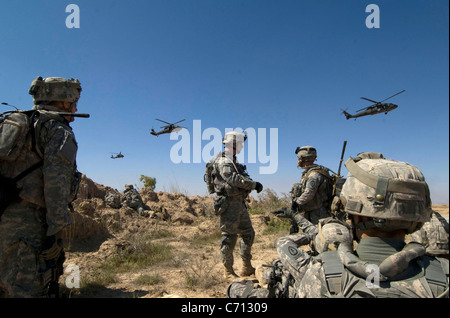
[
  {"xmin": 0, "ymin": 109, "xmax": 65, "ymax": 217},
  {"xmin": 204, "ymin": 152, "xmax": 222, "ymax": 194},
  {"xmin": 0, "ymin": 110, "xmax": 35, "ymax": 161}
]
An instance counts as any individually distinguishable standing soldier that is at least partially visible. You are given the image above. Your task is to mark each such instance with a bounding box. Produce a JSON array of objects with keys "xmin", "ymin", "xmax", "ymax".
[
  {"xmin": 291, "ymin": 146, "xmax": 333, "ymax": 224},
  {"xmin": 0, "ymin": 76, "xmax": 82, "ymax": 297},
  {"xmin": 411, "ymin": 210, "xmax": 449, "ymax": 259},
  {"xmin": 205, "ymin": 131, "xmax": 263, "ymax": 279},
  {"xmin": 292, "ymin": 157, "xmax": 449, "ymax": 298}
]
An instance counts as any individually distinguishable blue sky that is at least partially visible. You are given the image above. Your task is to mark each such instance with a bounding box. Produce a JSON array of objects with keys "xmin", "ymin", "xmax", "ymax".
[{"xmin": 1, "ymin": 0, "xmax": 448, "ymax": 203}]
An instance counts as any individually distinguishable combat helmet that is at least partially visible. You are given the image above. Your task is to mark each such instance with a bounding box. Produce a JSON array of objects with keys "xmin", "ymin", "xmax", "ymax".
[
  {"xmin": 340, "ymin": 158, "xmax": 432, "ymax": 233},
  {"xmin": 295, "ymin": 145, "xmax": 317, "ymax": 167},
  {"xmin": 29, "ymin": 76, "xmax": 82, "ymax": 105},
  {"xmin": 313, "ymin": 218, "xmax": 353, "ymax": 253},
  {"xmin": 222, "ymin": 131, "xmax": 247, "ymax": 146}
]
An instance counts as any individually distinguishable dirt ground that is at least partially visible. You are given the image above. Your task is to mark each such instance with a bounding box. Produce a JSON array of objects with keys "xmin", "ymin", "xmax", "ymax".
[{"xmin": 60, "ymin": 175, "xmax": 449, "ymax": 298}]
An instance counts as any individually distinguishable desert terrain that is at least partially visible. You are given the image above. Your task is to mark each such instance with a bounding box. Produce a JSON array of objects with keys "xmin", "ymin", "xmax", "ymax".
[{"xmin": 59, "ymin": 175, "xmax": 449, "ymax": 298}]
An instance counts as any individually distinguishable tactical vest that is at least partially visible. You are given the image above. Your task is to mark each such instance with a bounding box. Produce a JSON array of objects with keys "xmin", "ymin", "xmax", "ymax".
[
  {"xmin": 298, "ymin": 165, "xmax": 334, "ymax": 211},
  {"xmin": 321, "ymin": 250, "xmax": 449, "ymax": 298}
]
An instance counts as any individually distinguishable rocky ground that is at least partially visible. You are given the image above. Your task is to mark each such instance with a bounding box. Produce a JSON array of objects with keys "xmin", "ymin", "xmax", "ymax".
[
  {"xmin": 59, "ymin": 175, "xmax": 284, "ymax": 298},
  {"xmin": 59, "ymin": 175, "xmax": 449, "ymax": 298}
]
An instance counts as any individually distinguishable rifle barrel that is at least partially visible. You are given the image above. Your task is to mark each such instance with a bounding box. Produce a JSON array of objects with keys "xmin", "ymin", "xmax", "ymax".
[{"xmin": 57, "ymin": 112, "xmax": 90, "ymax": 118}]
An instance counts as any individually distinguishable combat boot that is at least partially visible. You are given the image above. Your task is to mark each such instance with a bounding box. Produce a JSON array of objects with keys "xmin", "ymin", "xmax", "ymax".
[
  {"xmin": 240, "ymin": 260, "xmax": 255, "ymax": 277},
  {"xmin": 224, "ymin": 266, "xmax": 239, "ymax": 279}
]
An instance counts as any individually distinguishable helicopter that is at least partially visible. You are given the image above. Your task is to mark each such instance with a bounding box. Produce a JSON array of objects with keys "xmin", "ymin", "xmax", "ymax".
[
  {"xmin": 342, "ymin": 90, "xmax": 405, "ymax": 120},
  {"xmin": 110, "ymin": 152, "xmax": 124, "ymax": 159},
  {"xmin": 150, "ymin": 119, "xmax": 186, "ymax": 136}
]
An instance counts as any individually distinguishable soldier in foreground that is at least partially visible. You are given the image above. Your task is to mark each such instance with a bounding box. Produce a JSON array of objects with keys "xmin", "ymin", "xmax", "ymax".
[
  {"xmin": 292, "ymin": 157, "xmax": 449, "ymax": 297},
  {"xmin": 227, "ymin": 210, "xmax": 352, "ymax": 298},
  {"xmin": 0, "ymin": 77, "xmax": 82, "ymax": 297},
  {"xmin": 205, "ymin": 131, "xmax": 263, "ymax": 279},
  {"xmin": 290, "ymin": 146, "xmax": 333, "ymax": 224}
]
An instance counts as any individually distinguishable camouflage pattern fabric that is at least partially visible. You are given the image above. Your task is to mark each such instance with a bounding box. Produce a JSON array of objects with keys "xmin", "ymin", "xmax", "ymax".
[
  {"xmin": 275, "ymin": 216, "xmax": 352, "ymax": 289},
  {"xmin": 411, "ymin": 211, "xmax": 449, "ymax": 256},
  {"xmin": 292, "ymin": 164, "xmax": 331, "ymax": 224},
  {"xmin": 0, "ymin": 104, "xmax": 77, "ymax": 297},
  {"xmin": 342, "ymin": 158, "xmax": 432, "ymax": 233},
  {"xmin": 122, "ymin": 185, "xmax": 145, "ymax": 210},
  {"xmin": 213, "ymin": 151, "xmax": 256, "ymax": 269},
  {"xmin": 220, "ymin": 198, "xmax": 255, "ymax": 268},
  {"xmin": 295, "ymin": 238, "xmax": 448, "ymax": 298}
]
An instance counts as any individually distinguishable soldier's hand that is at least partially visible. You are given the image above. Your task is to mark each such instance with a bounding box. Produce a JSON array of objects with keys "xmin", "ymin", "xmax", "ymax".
[
  {"xmin": 255, "ymin": 182, "xmax": 263, "ymax": 193},
  {"xmin": 272, "ymin": 207, "xmax": 296, "ymax": 219},
  {"xmin": 291, "ymin": 200, "xmax": 299, "ymax": 212}
]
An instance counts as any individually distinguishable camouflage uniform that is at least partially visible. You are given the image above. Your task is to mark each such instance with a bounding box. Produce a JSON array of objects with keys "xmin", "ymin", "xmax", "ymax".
[
  {"xmin": 207, "ymin": 131, "xmax": 263, "ymax": 277},
  {"xmin": 292, "ymin": 146, "xmax": 332, "ymax": 224},
  {"xmin": 0, "ymin": 77, "xmax": 81, "ymax": 297},
  {"xmin": 411, "ymin": 211, "xmax": 449, "ymax": 258},
  {"xmin": 122, "ymin": 184, "xmax": 149, "ymax": 216},
  {"xmin": 292, "ymin": 165, "xmax": 332, "ymax": 224},
  {"xmin": 292, "ymin": 158, "xmax": 449, "ymax": 298},
  {"xmin": 212, "ymin": 150, "xmax": 257, "ymax": 276},
  {"xmin": 227, "ymin": 214, "xmax": 352, "ymax": 298}
]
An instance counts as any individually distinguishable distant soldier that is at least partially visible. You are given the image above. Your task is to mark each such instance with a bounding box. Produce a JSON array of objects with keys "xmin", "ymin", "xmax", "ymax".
[
  {"xmin": 122, "ymin": 184, "xmax": 150, "ymax": 217},
  {"xmin": 291, "ymin": 146, "xmax": 333, "ymax": 224},
  {"xmin": 0, "ymin": 76, "xmax": 82, "ymax": 297},
  {"xmin": 411, "ymin": 211, "xmax": 449, "ymax": 259},
  {"xmin": 292, "ymin": 157, "xmax": 449, "ymax": 298},
  {"xmin": 205, "ymin": 131, "xmax": 263, "ymax": 278}
]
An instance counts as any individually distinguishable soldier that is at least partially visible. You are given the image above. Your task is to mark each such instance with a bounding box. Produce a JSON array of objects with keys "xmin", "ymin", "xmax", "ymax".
[
  {"xmin": 227, "ymin": 210, "xmax": 352, "ymax": 298},
  {"xmin": 291, "ymin": 146, "xmax": 333, "ymax": 224},
  {"xmin": 0, "ymin": 76, "xmax": 82, "ymax": 297},
  {"xmin": 292, "ymin": 157, "xmax": 449, "ymax": 298},
  {"xmin": 206, "ymin": 131, "xmax": 263, "ymax": 278},
  {"xmin": 122, "ymin": 184, "xmax": 150, "ymax": 217},
  {"xmin": 411, "ymin": 210, "xmax": 449, "ymax": 259}
]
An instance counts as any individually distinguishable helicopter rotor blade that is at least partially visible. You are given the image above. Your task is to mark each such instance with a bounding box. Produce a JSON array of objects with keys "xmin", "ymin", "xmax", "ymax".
[
  {"xmin": 360, "ymin": 97, "xmax": 379, "ymax": 104},
  {"xmin": 379, "ymin": 90, "xmax": 406, "ymax": 103},
  {"xmin": 156, "ymin": 119, "xmax": 171, "ymax": 125},
  {"xmin": 173, "ymin": 119, "xmax": 186, "ymax": 124},
  {"xmin": 355, "ymin": 105, "xmax": 374, "ymax": 112}
]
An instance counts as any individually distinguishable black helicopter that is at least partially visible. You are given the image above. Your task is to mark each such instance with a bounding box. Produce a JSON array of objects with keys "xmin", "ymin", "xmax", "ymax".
[
  {"xmin": 342, "ymin": 90, "xmax": 405, "ymax": 120},
  {"xmin": 110, "ymin": 152, "xmax": 124, "ymax": 159},
  {"xmin": 150, "ymin": 119, "xmax": 186, "ymax": 136}
]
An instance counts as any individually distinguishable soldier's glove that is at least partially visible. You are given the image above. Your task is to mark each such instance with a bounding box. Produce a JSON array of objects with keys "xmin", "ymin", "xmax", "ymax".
[
  {"xmin": 255, "ymin": 182, "xmax": 263, "ymax": 193},
  {"xmin": 291, "ymin": 200, "xmax": 299, "ymax": 212},
  {"xmin": 272, "ymin": 207, "xmax": 296, "ymax": 219}
]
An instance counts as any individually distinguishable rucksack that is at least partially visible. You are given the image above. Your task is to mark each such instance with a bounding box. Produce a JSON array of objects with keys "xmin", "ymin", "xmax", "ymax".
[
  {"xmin": 0, "ymin": 109, "xmax": 65, "ymax": 217},
  {"xmin": 0, "ymin": 110, "xmax": 34, "ymax": 161},
  {"xmin": 204, "ymin": 152, "xmax": 222, "ymax": 194}
]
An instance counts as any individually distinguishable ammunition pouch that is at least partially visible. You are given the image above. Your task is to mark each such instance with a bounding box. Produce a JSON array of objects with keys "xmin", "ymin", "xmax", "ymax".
[{"xmin": 214, "ymin": 195, "xmax": 229, "ymax": 216}]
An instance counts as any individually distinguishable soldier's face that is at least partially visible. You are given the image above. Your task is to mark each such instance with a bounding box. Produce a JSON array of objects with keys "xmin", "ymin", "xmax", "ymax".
[{"xmin": 235, "ymin": 142, "xmax": 243, "ymax": 154}]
